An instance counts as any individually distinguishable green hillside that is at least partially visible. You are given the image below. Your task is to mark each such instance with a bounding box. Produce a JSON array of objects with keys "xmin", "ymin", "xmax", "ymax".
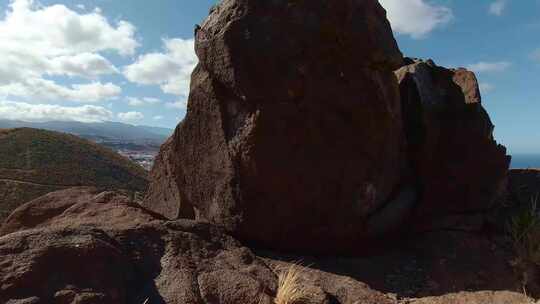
[{"xmin": 0, "ymin": 128, "xmax": 148, "ymax": 219}]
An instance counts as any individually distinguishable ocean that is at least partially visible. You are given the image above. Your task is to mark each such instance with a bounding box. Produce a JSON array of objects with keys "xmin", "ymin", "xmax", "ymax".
[{"xmin": 511, "ymin": 154, "xmax": 540, "ymax": 169}]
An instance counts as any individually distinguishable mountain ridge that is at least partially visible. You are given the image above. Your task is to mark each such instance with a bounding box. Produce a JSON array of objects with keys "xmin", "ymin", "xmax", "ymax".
[{"xmin": 0, "ymin": 119, "xmax": 174, "ymax": 144}]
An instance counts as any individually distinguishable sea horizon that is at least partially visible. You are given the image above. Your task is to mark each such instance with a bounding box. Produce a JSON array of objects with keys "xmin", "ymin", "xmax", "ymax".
[{"xmin": 511, "ymin": 154, "xmax": 540, "ymax": 169}]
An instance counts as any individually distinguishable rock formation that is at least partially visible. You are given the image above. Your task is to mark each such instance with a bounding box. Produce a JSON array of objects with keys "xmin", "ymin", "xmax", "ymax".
[
  {"xmin": 395, "ymin": 59, "xmax": 510, "ymax": 230},
  {"xmin": 0, "ymin": 188, "xmax": 398, "ymax": 304},
  {"xmin": 1, "ymin": 188, "xmax": 532, "ymax": 304},
  {"xmin": 0, "ymin": 0, "xmax": 523, "ymax": 303},
  {"xmin": 144, "ymin": 1, "xmax": 509, "ymax": 252},
  {"xmin": 144, "ymin": 0, "xmax": 415, "ymax": 252}
]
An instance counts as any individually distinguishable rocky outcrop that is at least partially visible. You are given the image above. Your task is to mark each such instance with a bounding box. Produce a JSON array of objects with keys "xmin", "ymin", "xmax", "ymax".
[
  {"xmin": 395, "ymin": 59, "xmax": 510, "ymax": 230},
  {"xmin": 0, "ymin": 187, "xmax": 162, "ymax": 236},
  {"xmin": 144, "ymin": 0, "xmax": 413, "ymax": 252},
  {"xmin": 145, "ymin": 0, "xmax": 509, "ymax": 252},
  {"xmin": 0, "ymin": 188, "xmax": 531, "ymax": 303},
  {"xmin": 0, "ymin": 188, "xmax": 396, "ymax": 304}
]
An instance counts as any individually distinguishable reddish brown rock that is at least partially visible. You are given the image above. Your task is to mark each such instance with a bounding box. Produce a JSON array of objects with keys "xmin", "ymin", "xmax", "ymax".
[
  {"xmin": 408, "ymin": 291, "xmax": 531, "ymax": 304},
  {"xmin": 145, "ymin": 0, "xmax": 410, "ymax": 252},
  {"xmin": 0, "ymin": 189, "xmax": 394, "ymax": 304},
  {"xmin": 142, "ymin": 137, "xmax": 194, "ymax": 220},
  {"xmin": 0, "ymin": 187, "xmax": 162, "ymax": 236},
  {"xmin": 395, "ymin": 59, "xmax": 510, "ymax": 230}
]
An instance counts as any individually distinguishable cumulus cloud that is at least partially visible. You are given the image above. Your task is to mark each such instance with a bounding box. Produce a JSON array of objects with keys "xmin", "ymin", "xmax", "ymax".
[
  {"xmin": 489, "ymin": 0, "xmax": 507, "ymax": 16},
  {"xmin": 0, "ymin": 79, "xmax": 121, "ymax": 103},
  {"xmin": 466, "ymin": 61, "xmax": 511, "ymax": 73},
  {"xmin": 1, "ymin": 0, "xmax": 138, "ymax": 57},
  {"xmin": 0, "ymin": 100, "xmax": 113, "ymax": 122},
  {"xmin": 48, "ymin": 53, "xmax": 119, "ymax": 78},
  {"xmin": 379, "ymin": 0, "xmax": 453, "ymax": 39},
  {"xmin": 126, "ymin": 97, "xmax": 161, "ymax": 106},
  {"xmin": 165, "ymin": 100, "xmax": 188, "ymax": 109},
  {"xmin": 0, "ymin": 0, "xmax": 136, "ymax": 102},
  {"xmin": 124, "ymin": 38, "xmax": 197, "ymax": 97},
  {"xmin": 153, "ymin": 115, "xmax": 163, "ymax": 120},
  {"xmin": 118, "ymin": 111, "xmax": 144, "ymax": 122}
]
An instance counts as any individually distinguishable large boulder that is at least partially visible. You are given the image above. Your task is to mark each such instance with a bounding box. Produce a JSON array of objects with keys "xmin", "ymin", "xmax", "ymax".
[
  {"xmin": 144, "ymin": 0, "xmax": 411, "ymax": 252},
  {"xmin": 395, "ymin": 59, "xmax": 510, "ymax": 230}
]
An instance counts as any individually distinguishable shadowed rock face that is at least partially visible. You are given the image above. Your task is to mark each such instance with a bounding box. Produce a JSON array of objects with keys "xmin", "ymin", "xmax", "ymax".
[
  {"xmin": 395, "ymin": 59, "xmax": 510, "ymax": 230},
  {"xmin": 144, "ymin": 0, "xmax": 409, "ymax": 252}
]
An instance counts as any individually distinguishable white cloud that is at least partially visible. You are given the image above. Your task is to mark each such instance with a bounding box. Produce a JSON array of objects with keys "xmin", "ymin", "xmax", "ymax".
[
  {"xmin": 126, "ymin": 97, "xmax": 161, "ymax": 106},
  {"xmin": 48, "ymin": 53, "xmax": 118, "ymax": 78},
  {"xmin": 0, "ymin": 0, "xmax": 137, "ymax": 102},
  {"xmin": 0, "ymin": 100, "xmax": 113, "ymax": 122},
  {"xmin": 479, "ymin": 82, "xmax": 495, "ymax": 93},
  {"xmin": 466, "ymin": 61, "xmax": 511, "ymax": 73},
  {"xmin": 165, "ymin": 100, "xmax": 187, "ymax": 109},
  {"xmin": 0, "ymin": 79, "xmax": 121, "ymax": 102},
  {"xmin": 124, "ymin": 38, "xmax": 197, "ymax": 97},
  {"xmin": 489, "ymin": 0, "xmax": 507, "ymax": 16},
  {"xmin": 118, "ymin": 111, "xmax": 144, "ymax": 122},
  {"xmin": 379, "ymin": 0, "xmax": 453, "ymax": 39},
  {"xmin": 153, "ymin": 115, "xmax": 163, "ymax": 120},
  {"xmin": 0, "ymin": 0, "xmax": 138, "ymax": 57}
]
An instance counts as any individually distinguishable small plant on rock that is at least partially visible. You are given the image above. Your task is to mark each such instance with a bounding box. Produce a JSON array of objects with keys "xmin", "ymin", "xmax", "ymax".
[
  {"xmin": 508, "ymin": 195, "xmax": 540, "ymax": 295},
  {"xmin": 274, "ymin": 264, "xmax": 310, "ymax": 304},
  {"xmin": 509, "ymin": 195, "xmax": 540, "ymax": 266}
]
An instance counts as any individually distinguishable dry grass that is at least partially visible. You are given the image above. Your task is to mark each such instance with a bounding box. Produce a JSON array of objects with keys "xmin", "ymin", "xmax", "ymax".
[
  {"xmin": 508, "ymin": 194, "xmax": 540, "ymax": 296},
  {"xmin": 509, "ymin": 195, "xmax": 540, "ymax": 267},
  {"xmin": 274, "ymin": 264, "xmax": 310, "ymax": 304}
]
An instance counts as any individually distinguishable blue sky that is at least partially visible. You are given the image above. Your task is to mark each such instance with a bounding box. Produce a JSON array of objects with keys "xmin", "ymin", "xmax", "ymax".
[{"xmin": 0, "ymin": 0, "xmax": 538, "ymax": 154}]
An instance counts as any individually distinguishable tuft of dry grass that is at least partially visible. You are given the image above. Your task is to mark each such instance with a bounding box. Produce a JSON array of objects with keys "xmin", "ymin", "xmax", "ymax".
[
  {"xmin": 274, "ymin": 264, "xmax": 310, "ymax": 304},
  {"xmin": 508, "ymin": 194, "xmax": 540, "ymax": 297},
  {"xmin": 509, "ymin": 195, "xmax": 540, "ymax": 267}
]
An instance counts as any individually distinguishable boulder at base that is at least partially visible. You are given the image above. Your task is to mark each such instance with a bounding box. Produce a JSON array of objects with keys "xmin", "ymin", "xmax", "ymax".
[
  {"xmin": 144, "ymin": 0, "xmax": 411, "ymax": 252},
  {"xmin": 0, "ymin": 188, "xmax": 395, "ymax": 304}
]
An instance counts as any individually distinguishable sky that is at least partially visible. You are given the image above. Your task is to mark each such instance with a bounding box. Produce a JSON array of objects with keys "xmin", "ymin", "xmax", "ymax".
[{"xmin": 0, "ymin": 0, "xmax": 538, "ymax": 154}]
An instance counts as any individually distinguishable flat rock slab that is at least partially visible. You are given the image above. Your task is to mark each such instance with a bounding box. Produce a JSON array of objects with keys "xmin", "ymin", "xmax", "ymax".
[
  {"xmin": 406, "ymin": 291, "xmax": 532, "ymax": 304},
  {"xmin": 0, "ymin": 188, "xmax": 392, "ymax": 304}
]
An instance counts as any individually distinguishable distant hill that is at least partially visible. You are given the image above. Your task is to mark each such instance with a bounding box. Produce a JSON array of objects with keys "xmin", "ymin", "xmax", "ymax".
[
  {"xmin": 138, "ymin": 125, "xmax": 176, "ymax": 137},
  {"xmin": 0, "ymin": 128, "xmax": 149, "ymax": 220},
  {"xmin": 0, "ymin": 120, "xmax": 173, "ymax": 145}
]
